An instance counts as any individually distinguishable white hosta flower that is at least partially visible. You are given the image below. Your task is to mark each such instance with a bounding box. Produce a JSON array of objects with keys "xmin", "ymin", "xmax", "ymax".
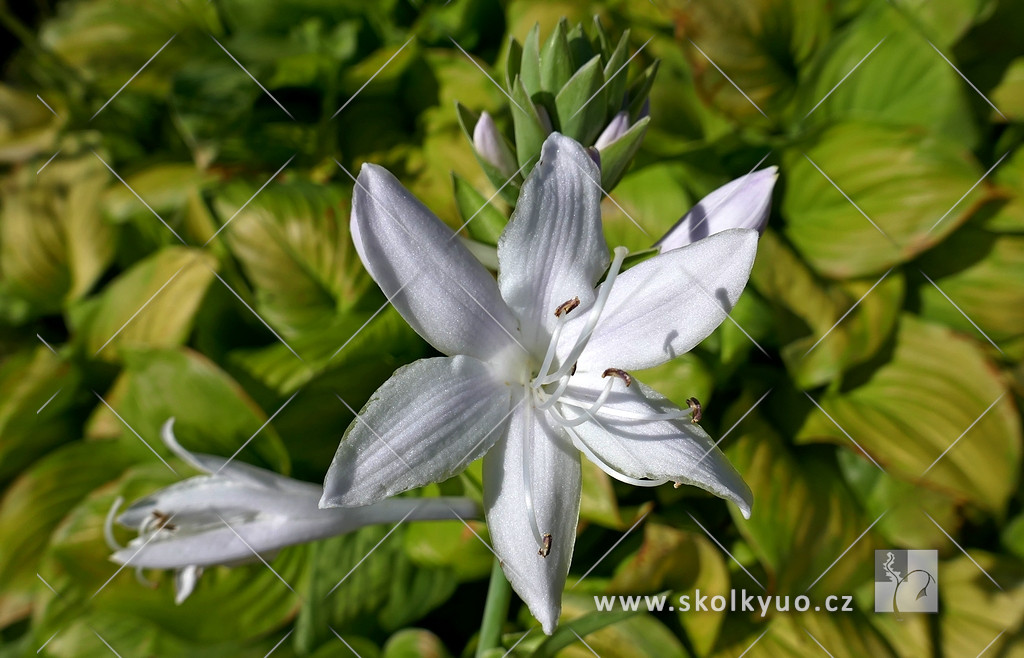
[
  {"xmin": 108, "ymin": 419, "xmax": 480, "ymax": 604},
  {"xmin": 473, "ymin": 111, "xmax": 518, "ymax": 179},
  {"xmin": 657, "ymin": 167, "xmax": 778, "ymax": 252},
  {"xmin": 322, "ymin": 133, "xmax": 757, "ymax": 633}
]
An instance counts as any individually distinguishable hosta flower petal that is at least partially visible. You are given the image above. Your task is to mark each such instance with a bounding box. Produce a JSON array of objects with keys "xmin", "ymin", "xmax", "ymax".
[
  {"xmin": 563, "ymin": 229, "xmax": 758, "ymax": 372},
  {"xmin": 322, "ymin": 356, "xmax": 513, "ymax": 507},
  {"xmin": 483, "ymin": 404, "xmax": 581, "ymax": 634},
  {"xmin": 352, "ymin": 163, "xmax": 522, "ymax": 361},
  {"xmin": 498, "ymin": 133, "xmax": 609, "ymax": 354},
  {"xmin": 594, "ymin": 110, "xmax": 630, "ymax": 150},
  {"xmin": 657, "ymin": 168, "xmax": 777, "ymax": 251},
  {"xmin": 560, "ymin": 373, "xmax": 752, "ymax": 518}
]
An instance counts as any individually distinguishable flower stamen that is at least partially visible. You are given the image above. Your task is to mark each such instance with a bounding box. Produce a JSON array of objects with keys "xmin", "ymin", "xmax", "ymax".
[
  {"xmin": 601, "ymin": 368, "xmax": 632, "ymax": 387},
  {"xmin": 538, "ymin": 533, "xmax": 552, "ymax": 558},
  {"xmin": 686, "ymin": 397, "xmax": 702, "ymax": 423},
  {"xmin": 554, "ymin": 297, "xmax": 580, "ymax": 317},
  {"xmin": 520, "ymin": 399, "xmax": 547, "ymax": 550}
]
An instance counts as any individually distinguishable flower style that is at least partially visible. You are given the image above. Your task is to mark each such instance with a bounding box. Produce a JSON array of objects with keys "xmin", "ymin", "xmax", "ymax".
[
  {"xmin": 108, "ymin": 419, "xmax": 480, "ymax": 604},
  {"xmin": 657, "ymin": 167, "xmax": 778, "ymax": 252},
  {"xmin": 322, "ymin": 133, "xmax": 760, "ymax": 633}
]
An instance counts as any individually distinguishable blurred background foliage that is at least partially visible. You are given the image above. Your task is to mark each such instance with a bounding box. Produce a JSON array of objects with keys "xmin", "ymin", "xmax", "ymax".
[{"xmin": 1, "ymin": 0, "xmax": 1023, "ymax": 656}]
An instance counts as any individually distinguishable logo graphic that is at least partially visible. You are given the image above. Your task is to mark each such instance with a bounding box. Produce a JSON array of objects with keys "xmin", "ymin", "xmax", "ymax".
[{"xmin": 874, "ymin": 550, "xmax": 938, "ymax": 615}]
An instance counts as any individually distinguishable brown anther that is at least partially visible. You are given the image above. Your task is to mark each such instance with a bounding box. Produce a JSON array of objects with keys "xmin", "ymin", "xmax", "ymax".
[
  {"xmin": 570, "ymin": 363, "xmax": 577, "ymax": 376},
  {"xmin": 538, "ymin": 533, "xmax": 553, "ymax": 558},
  {"xmin": 686, "ymin": 397, "xmax": 702, "ymax": 423},
  {"xmin": 602, "ymin": 368, "xmax": 632, "ymax": 387},
  {"xmin": 554, "ymin": 297, "xmax": 580, "ymax": 317},
  {"xmin": 150, "ymin": 510, "xmax": 176, "ymax": 531}
]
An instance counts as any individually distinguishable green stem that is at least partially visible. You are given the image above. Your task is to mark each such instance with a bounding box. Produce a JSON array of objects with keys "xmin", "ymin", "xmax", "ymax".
[{"xmin": 476, "ymin": 558, "xmax": 512, "ymax": 657}]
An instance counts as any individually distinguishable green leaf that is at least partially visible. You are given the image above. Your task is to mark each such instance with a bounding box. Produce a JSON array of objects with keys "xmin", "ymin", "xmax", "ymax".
[
  {"xmin": 0, "ymin": 156, "xmax": 114, "ymax": 314},
  {"xmin": 381, "ymin": 628, "xmax": 451, "ymax": 658},
  {"xmin": 452, "ymin": 173, "xmax": 509, "ymax": 246},
  {"xmin": 938, "ymin": 554, "xmax": 1024, "ymax": 657},
  {"xmin": 782, "ymin": 122, "xmax": 989, "ymax": 278},
  {"xmin": 0, "ymin": 84, "xmax": 61, "ymax": 163},
  {"xmin": 69, "ymin": 247, "xmax": 217, "ymax": 360},
  {"xmin": 510, "ymin": 75, "xmax": 551, "ymax": 176},
  {"xmin": 796, "ymin": 315, "xmax": 1022, "ymax": 512},
  {"xmin": 538, "ymin": 19, "xmax": 573, "ymax": 96},
  {"xmin": 95, "ymin": 348, "xmax": 291, "ymax": 473},
  {"xmin": 0, "ymin": 440, "xmax": 137, "ymax": 627},
  {"xmin": 599, "ymin": 161, "xmax": 695, "ymax": 253},
  {"xmin": 213, "ymin": 180, "xmax": 370, "ymax": 337},
  {"xmin": 890, "ymin": 0, "xmax": 990, "ymax": 48},
  {"xmin": 916, "ymin": 225, "xmax": 1024, "ymax": 345},
  {"xmin": 796, "ymin": 4, "xmax": 979, "ymax": 146},
  {"xmin": 602, "ymin": 31, "xmax": 631, "ymax": 116},
  {"xmin": 992, "ymin": 57, "xmax": 1024, "ymax": 122},
  {"xmin": 679, "ymin": 0, "xmax": 829, "ymax": 122},
  {"xmin": 724, "ymin": 398, "xmax": 875, "ymax": 594},
  {"xmin": 454, "ymin": 103, "xmax": 521, "ymax": 206},
  {"xmin": 553, "ymin": 55, "xmax": 605, "ymax": 144},
  {"xmin": 578, "ymin": 461, "xmax": 624, "ymax": 530},
  {"xmin": 403, "ymin": 518, "xmax": 492, "ymax": 582},
  {"xmin": 598, "ymin": 115, "xmax": 649, "ymax": 191},
  {"xmin": 0, "ymin": 347, "xmax": 84, "ymax": 485},
  {"xmin": 519, "ymin": 24, "xmax": 543, "ymax": 97}
]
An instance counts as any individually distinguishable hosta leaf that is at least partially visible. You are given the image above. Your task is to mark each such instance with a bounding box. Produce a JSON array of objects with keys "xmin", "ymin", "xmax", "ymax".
[
  {"xmin": 916, "ymin": 225, "xmax": 1024, "ymax": 346},
  {"xmin": 89, "ymin": 348, "xmax": 291, "ymax": 473},
  {"xmin": 0, "ymin": 441, "xmax": 138, "ymax": 627},
  {"xmin": 782, "ymin": 122, "xmax": 988, "ymax": 278},
  {"xmin": 797, "ymin": 315, "xmax": 1022, "ymax": 512},
  {"xmin": 69, "ymin": 247, "xmax": 216, "ymax": 360},
  {"xmin": 796, "ymin": 3, "xmax": 978, "ymax": 146},
  {"xmin": 213, "ymin": 180, "xmax": 370, "ymax": 337},
  {"xmin": 938, "ymin": 553, "xmax": 1024, "ymax": 657},
  {"xmin": 553, "ymin": 55, "xmax": 605, "ymax": 144},
  {"xmin": 890, "ymin": 0, "xmax": 991, "ymax": 48},
  {"xmin": 992, "ymin": 57, "xmax": 1024, "ymax": 122},
  {"xmin": 0, "ymin": 156, "xmax": 114, "ymax": 313},
  {"xmin": 0, "ymin": 84, "xmax": 61, "ymax": 163},
  {"xmin": 402, "ymin": 519, "xmax": 492, "ymax": 582},
  {"xmin": 0, "ymin": 347, "xmax": 84, "ymax": 485},
  {"xmin": 452, "ymin": 172, "xmax": 508, "ymax": 246},
  {"xmin": 724, "ymin": 398, "xmax": 875, "ymax": 594},
  {"xmin": 679, "ymin": 0, "xmax": 830, "ymax": 122}
]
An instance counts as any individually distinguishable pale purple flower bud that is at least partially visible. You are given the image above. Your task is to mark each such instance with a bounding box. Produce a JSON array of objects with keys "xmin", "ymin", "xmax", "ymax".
[
  {"xmin": 473, "ymin": 111, "xmax": 517, "ymax": 178},
  {"xmin": 595, "ymin": 110, "xmax": 631, "ymax": 150}
]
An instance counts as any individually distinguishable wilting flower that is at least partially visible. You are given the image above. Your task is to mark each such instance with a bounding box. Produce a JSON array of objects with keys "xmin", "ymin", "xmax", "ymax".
[
  {"xmin": 108, "ymin": 418, "xmax": 480, "ymax": 604},
  {"xmin": 657, "ymin": 167, "xmax": 778, "ymax": 252},
  {"xmin": 322, "ymin": 133, "xmax": 757, "ymax": 633}
]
